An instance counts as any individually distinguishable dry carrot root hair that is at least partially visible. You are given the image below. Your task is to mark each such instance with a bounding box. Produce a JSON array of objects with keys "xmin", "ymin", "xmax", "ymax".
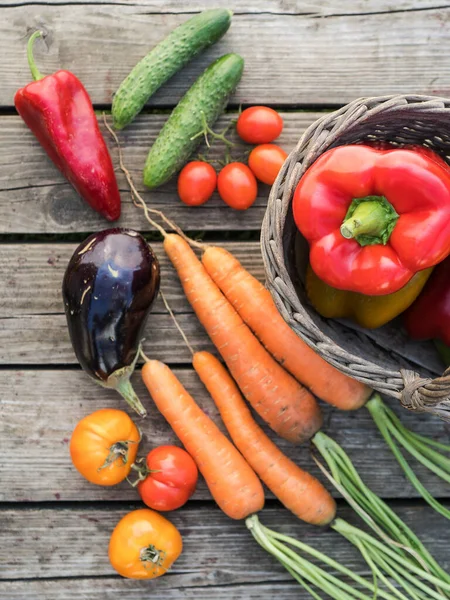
[{"xmin": 140, "ymin": 357, "xmax": 265, "ymax": 520}]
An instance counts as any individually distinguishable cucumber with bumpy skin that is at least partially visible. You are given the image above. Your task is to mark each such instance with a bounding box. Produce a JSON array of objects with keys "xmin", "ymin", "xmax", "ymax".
[
  {"xmin": 143, "ymin": 53, "xmax": 244, "ymax": 190},
  {"xmin": 112, "ymin": 9, "xmax": 232, "ymax": 130}
]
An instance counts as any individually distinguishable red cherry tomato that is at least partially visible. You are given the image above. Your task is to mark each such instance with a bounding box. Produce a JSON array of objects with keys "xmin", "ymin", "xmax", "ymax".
[
  {"xmin": 248, "ymin": 144, "xmax": 288, "ymax": 185},
  {"xmin": 177, "ymin": 162, "xmax": 217, "ymax": 206},
  {"xmin": 137, "ymin": 446, "xmax": 198, "ymax": 512},
  {"xmin": 236, "ymin": 106, "xmax": 283, "ymax": 144},
  {"xmin": 217, "ymin": 163, "xmax": 258, "ymax": 210}
]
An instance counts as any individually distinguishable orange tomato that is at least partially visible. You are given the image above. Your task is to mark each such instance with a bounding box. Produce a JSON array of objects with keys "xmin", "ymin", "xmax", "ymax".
[
  {"xmin": 248, "ymin": 144, "xmax": 288, "ymax": 185},
  {"xmin": 70, "ymin": 408, "xmax": 140, "ymax": 486},
  {"xmin": 109, "ymin": 509, "xmax": 183, "ymax": 579}
]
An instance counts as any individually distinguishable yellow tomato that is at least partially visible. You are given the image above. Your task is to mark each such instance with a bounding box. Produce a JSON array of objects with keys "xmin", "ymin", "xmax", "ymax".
[
  {"xmin": 108, "ymin": 509, "xmax": 183, "ymax": 579},
  {"xmin": 70, "ymin": 408, "xmax": 140, "ymax": 485}
]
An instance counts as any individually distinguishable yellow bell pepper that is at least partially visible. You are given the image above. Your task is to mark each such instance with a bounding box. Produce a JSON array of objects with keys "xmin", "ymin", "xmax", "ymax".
[{"xmin": 306, "ymin": 265, "xmax": 432, "ymax": 329}]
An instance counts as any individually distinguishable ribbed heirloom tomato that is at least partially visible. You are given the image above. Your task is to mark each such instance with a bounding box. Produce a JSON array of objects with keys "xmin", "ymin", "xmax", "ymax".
[
  {"xmin": 236, "ymin": 106, "xmax": 283, "ymax": 144},
  {"xmin": 70, "ymin": 408, "xmax": 140, "ymax": 486},
  {"xmin": 137, "ymin": 445, "xmax": 198, "ymax": 511},
  {"xmin": 217, "ymin": 162, "xmax": 258, "ymax": 210},
  {"xmin": 109, "ymin": 508, "xmax": 182, "ymax": 579},
  {"xmin": 248, "ymin": 144, "xmax": 288, "ymax": 185}
]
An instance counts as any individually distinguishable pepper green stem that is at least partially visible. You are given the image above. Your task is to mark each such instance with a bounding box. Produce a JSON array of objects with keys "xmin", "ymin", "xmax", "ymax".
[
  {"xmin": 27, "ymin": 31, "xmax": 45, "ymax": 81},
  {"xmin": 340, "ymin": 196, "xmax": 399, "ymax": 246}
]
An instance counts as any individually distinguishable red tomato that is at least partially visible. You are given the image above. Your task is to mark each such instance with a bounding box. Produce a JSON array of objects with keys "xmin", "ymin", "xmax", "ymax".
[
  {"xmin": 138, "ymin": 446, "xmax": 198, "ymax": 511},
  {"xmin": 177, "ymin": 161, "xmax": 217, "ymax": 206},
  {"xmin": 236, "ymin": 106, "xmax": 283, "ymax": 144},
  {"xmin": 248, "ymin": 144, "xmax": 288, "ymax": 185},
  {"xmin": 217, "ymin": 163, "xmax": 258, "ymax": 210}
]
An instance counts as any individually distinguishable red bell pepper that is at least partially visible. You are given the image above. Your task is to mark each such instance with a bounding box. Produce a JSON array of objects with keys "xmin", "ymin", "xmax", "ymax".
[
  {"xmin": 293, "ymin": 144, "xmax": 450, "ymax": 295},
  {"xmin": 404, "ymin": 255, "xmax": 450, "ymax": 346},
  {"xmin": 14, "ymin": 31, "xmax": 121, "ymax": 221}
]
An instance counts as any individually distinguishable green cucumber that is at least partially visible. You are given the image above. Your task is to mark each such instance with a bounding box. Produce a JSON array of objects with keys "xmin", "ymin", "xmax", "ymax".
[
  {"xmin": 112, "ymin": 9, "xmax": 232, "ymax": 130},
  {"xmin": 143, "ymin": 53, "xmax": 244, "ymax": 189}
]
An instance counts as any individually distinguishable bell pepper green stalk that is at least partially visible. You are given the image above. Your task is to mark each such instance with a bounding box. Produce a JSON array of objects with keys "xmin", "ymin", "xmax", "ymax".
[
  {"xmin": 366, "ymin": 394, "xmax": 450, "ymax": 521},
  {"xmin": 312, "ymin": 431, "xmax": 450, "ymax": 594},
  {"xmin": 340, "ymin": 196, "xmax": 399, "ymax": 246}
]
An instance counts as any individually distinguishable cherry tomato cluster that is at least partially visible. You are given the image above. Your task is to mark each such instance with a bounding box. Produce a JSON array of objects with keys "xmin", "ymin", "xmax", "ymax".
[
  {"xmin": 70, "ymin": 408, "xmax": 198, "ymax": 579},
  {"xmin": 177, "ymin": 106, "xmax": 287, "ymax": 211}
]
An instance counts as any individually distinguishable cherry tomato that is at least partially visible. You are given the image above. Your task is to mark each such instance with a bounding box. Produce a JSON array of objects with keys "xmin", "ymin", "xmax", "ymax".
[
  {"xmin": 236, "ymin": 106, "xmax": 283, "ymax": 144},
  {"xmin": 70, "ymin": 409, "xmax": 140, "ymax": 486},
  {"xmin": 217, "ymin": 162, "xmax": 258, "ymax": 210},
  {"xmin": 177, "ymin": 161, "xmax": 217, "ymax": 206},
  {"xmin": 248, "ymin": 144, "xmax": 288, "ymax": 185},
  {"xmin": 109, "ymin": 508, "xmax": 182, "ymax": 579},
  {"xmin": 137, "ymin": 445, "xmax": 198, "ymax": 511}
]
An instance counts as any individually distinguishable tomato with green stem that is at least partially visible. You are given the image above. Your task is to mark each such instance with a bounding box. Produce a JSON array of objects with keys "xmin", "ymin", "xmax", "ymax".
[
  {"xmin": 248, "ymin": 144, "xmax": 288, "ymax": 185},
  {"xmin": 236, "ymin": 106, "xmax": 283, "ymax": 144},
  {"xmin": 70, "ymin": 408, "xmax": 140, "ymax": 486},
  {"xmin": 177, "ymin": 161, "xmax": 217, "ymax": 206},
  {"xmin": 135, "ymin": 445, "xmax": 198, "ymax": 511},
  {"xmin": 109, "ymin": 508, "xmax": 182, "ymax": 579},
  {"xmin": 217, "ymin": 162, "xmax": 258, "ymax": 210}
]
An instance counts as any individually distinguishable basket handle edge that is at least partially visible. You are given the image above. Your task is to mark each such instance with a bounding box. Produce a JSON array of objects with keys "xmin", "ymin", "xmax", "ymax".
[{"xmin": 400, "ymin": 368, "xmax": 450, "ymax": 420}]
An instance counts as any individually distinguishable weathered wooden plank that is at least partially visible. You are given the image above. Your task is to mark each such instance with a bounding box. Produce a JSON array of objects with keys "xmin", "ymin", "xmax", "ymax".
[
  {"xmin": 3, "ymin": 1, "xmax": 441, "ymax": 14},
  {"xmin": 0, "ymin": 112, "xmax": 315, "ymax": 233},
  {"xmin": 2, "ymin": 6, "xmax": 450, "ymax": 109},
  {"xmin": 0, "ymin": 581, "xmax": 330, "ymax": 600},
  {"xmin": 0, "ymin": 242, "xmax": 264, "ymax": 317},
  {"xmin": 0, "ymin": 241, "xmax": 444, "ymax": 374},
  {"xmin": 1, "ymin": 368, "xmax": 449, "ymax": 502},
  {"xmin": 0, "ymin": 503, "xmax": 448, "ymax": 581}
]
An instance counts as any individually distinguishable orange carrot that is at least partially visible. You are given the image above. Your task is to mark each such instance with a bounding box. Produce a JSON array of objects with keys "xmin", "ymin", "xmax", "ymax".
[
  {"xmin": 202, "ymin": 246, "xmax": 372, "ymax": 411},
  {"xmin": 164, "ymin": 233, "xmax": 322, "ymax": 444},
  {"xmin": 193, "ymin": 351, "xmax": 336, "ymax": 526},
  {"xmin": 141, "ymin": 359, "xmax": 265, "ymax": 520}
]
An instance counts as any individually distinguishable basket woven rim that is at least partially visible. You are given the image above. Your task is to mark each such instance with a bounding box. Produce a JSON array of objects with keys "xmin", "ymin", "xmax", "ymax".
[{"xmin": 261, "ymin": 93, "xmax": 450, "ymax": 419}]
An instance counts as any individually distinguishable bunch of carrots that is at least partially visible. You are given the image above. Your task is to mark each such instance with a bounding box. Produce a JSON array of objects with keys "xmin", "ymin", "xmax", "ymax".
[{"xmin": 106, "ymin": 120, "xmax": 450, "ymax": 597}]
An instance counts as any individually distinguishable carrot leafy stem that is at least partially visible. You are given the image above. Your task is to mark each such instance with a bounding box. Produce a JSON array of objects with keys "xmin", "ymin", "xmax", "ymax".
[
  {"xmin": 366, "ymin": 394, "xmax": 450, "ymax": 520},
  {"xmin": 312, "ymin": 431, "xmax": 450, "ymax": 597}
]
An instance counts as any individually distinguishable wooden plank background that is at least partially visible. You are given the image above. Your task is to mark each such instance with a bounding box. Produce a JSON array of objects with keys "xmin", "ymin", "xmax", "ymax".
[
  {"xmin": 3, "ymin": 4, "xmax": 450, "ymax": 108},
  {"xmin": 1, "ymin": 1, "xmax": 450, "ymax": 599},
  {"xmin": 0, "ymin": 113, "xmax": 318, "ymax": 233}
]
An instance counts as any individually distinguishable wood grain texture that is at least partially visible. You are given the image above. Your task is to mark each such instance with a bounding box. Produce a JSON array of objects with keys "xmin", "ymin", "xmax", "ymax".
[
  {"xmin": 2, "ymin": 6, "xmax": 450, "ymax": 109},
  {"xmin": 4, "ymin": 1, "xmax": 443, "ymax": 14},
  {"xmin": 1, "ymin": 367, "xmax": 450, "ymax": 502},
  {"xmin": 0, "ymin": 112, "xmax": 317, "ymax": 233},
  {"xmin": 0, "ymin": 503, "xmax": 448, "ymax": 581},
  {"xmin": 0, "ymin": 241, "xmax": 444, "ymax": 374}
]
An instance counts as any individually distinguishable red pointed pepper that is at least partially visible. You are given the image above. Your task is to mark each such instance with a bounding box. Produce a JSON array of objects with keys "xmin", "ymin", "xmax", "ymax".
[
  {"xmin": 14, "ymin": 31, "xmax": 121, "ymax": 221},
  {"xmin": 404, "ymin": 255, "xmax": 450, "ymax": 346},
  {"xmin": 293, "ymin": 145, "xmax": 450, "ymax": 295}
]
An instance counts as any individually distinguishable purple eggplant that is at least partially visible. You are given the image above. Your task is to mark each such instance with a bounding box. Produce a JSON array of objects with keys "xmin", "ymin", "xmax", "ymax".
[{"xmin": 63, "ymin": 228, "xmax": 160, "ymax": 417}]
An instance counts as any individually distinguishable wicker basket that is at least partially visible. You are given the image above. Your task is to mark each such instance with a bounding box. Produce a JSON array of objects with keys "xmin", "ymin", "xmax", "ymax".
[{"xmin": 261, "ymin": 94, "xmax": 450, "ymax": 421}]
